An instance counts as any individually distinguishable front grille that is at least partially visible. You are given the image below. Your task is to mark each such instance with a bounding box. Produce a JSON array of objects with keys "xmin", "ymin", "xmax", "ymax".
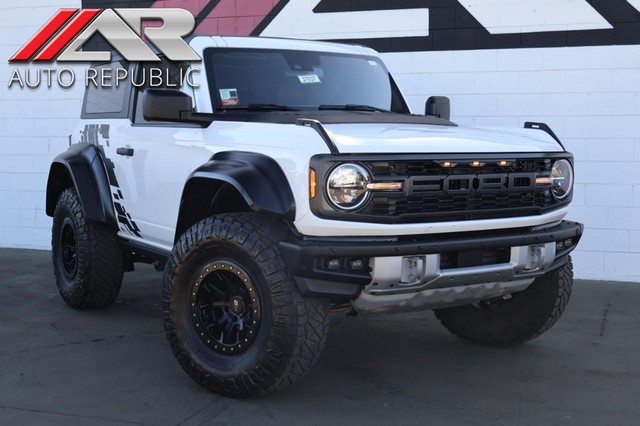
[
  {"xmin": 358, "ymin": 157, "xmax": 564, "ymax": 223},
  {"xmin": 364, "ymin": 191, "xmax": 555, "ymax": 222},
  {"xmin": 310, "ymin": 154, "xmax": 572, "ymax": 224},
  {"xmin": 366, "ymin": 158, "xmax": 552, "ymax": 176}
]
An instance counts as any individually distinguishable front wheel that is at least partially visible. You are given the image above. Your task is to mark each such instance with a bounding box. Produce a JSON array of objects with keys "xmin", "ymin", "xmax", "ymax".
[
  {"xmin": 163, "ymin": 213, "xmax": 330, "ymax": 397},
  {"xmin": 434, "ymin": 258, "xmax": 573, "ymax": 347}
]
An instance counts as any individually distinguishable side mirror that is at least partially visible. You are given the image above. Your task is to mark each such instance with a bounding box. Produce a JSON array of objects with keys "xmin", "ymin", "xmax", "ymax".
[
  {"xmin": 143, "ymin": 89, "xmax": 214, "ymax": 124},
  {"xmin": 143, "ymin": 89, "xmax": 193, "ymax": 122},
  {"xmin": 425, "ymin": 96, "xmax": 451, "ymax": 121}
]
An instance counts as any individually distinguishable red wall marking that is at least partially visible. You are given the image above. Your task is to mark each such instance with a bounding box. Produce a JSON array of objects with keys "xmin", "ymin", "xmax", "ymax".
[{"xmin": 151, "ymin": 0, "xmax": 279, "ymax": 36}]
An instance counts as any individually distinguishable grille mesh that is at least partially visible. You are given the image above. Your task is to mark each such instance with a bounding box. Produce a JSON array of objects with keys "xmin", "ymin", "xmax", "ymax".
[{"xmin": 357, "ymin": 158, "xmax": 562, "ymax": 223}]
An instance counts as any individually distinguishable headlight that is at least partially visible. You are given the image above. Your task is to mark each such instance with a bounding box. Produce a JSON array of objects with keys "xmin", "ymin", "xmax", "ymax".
[
  {"xmin": 326, "ymin": 163, "xmax": 370, "ymax": 210},
  {"xmin": 550, "ymin": 159, "xmax": 573, "ymax": 200}
]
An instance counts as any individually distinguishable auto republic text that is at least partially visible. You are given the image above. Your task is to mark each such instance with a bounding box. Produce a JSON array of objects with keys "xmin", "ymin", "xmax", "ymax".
[{"xmin": 7, "ymin": 66, "xmax": 201, "ymax": 89}]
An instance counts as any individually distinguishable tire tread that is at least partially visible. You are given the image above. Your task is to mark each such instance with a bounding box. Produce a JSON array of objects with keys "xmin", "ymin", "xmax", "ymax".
[
  {"xmin": 434, "ymin": 258, "xmax": 573, "ymax": 347},
  {"xmin": 52, "ymin": 188, "xmax": 124, "ymax": 309},
  {"xmin": 163, "ymin": 213, "xmax": 329, "ymax": 397}
]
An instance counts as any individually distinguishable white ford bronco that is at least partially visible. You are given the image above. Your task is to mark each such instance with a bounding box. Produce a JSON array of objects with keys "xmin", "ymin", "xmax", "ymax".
[{"xmin": 46, "ymin": 36, "xmax": 583, "ymax": 397}]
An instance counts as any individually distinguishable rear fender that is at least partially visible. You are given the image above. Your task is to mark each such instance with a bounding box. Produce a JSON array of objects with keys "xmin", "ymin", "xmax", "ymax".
[{"xmin": 46, "ymin": 143, "xmax": 116, "ymax": 228}]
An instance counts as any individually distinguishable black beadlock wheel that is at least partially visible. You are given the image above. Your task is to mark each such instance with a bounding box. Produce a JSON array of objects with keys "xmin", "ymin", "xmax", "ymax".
[
  {"xmin": 52, "ymin": 187, "xmax": 124, "ymax": 309},
  {"xmin": 434, "ymin": 258, "xmax": 573, "ymax": 347},
  {"xmin": 190, "ymin": 261, "xmax": 261, "ymax": 355},
  {"xmin": 163, "ymin": 213, "xmax": 330, "ymax": 398},
  {"xmin": 60, "ymin": 219, "xmax": 78, "ymax": 278}
]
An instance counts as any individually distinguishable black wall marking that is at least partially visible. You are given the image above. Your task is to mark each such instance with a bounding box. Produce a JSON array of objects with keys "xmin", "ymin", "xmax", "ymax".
[
  {"xmin": 80, "ymin": 0, "xmax": 640, "ymax": 52},
  {"xmin": 314, "ymin": 0, "xmax": 430, "ymax": 13},
  {"xmin": 195, "ymin": 0, "xmax": 222, "ymax": 24},
  {"xmin": 80, "ymin": 0, "xmax": 289, "ymax": 39},
  {"xmin": 314, "ymin": 0, "xmax": 640, "ymax": 52},
  {"xmin": 82, "ymin": 0, "xmax": 154, "ymax": 6},
  {"xmin": 251, "ymin": 0, "xmax": 291, "ymax": 36}
]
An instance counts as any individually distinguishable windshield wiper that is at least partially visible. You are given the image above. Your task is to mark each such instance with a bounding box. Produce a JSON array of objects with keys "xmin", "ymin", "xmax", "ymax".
[
  {"xmin": 318, "ymin": 104, "xmax": 390, "ymax": 113},
  {"xmin": 217, "ymin": 103, "xmax": 298, "ymax": 111}
]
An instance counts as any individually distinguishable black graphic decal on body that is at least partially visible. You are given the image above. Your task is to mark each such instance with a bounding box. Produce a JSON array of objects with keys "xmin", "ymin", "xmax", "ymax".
[{"xmin": 80, "ymin": 124, "xmax": 142, "ymax": 237}]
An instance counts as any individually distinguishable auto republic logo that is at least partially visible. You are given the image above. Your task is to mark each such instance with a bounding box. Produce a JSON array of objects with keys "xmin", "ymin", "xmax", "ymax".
[{"xmin": 8, "ymin": 8, "xmax": 201, "ymax": 89}]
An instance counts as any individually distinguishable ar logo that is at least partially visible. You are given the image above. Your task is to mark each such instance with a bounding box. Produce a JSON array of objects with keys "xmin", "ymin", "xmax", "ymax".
[{"xmin": 10, "ymin": 8, "xmax": 201, "ymax": 63}]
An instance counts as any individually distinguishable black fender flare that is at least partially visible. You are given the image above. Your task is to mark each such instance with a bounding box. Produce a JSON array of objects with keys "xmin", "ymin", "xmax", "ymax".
[
  {"xmin": 46, "ymin": 143, "xmax": 116, "ymax": 228},
  {"xmin": 176, "ymin": 151, "xmax": 296, "ymax": 239}
]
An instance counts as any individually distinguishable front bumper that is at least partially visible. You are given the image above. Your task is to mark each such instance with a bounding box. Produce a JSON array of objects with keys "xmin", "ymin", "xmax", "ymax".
[{"xmin": 279, "ymin": 220, "xmax": 583, "ymax": 312}]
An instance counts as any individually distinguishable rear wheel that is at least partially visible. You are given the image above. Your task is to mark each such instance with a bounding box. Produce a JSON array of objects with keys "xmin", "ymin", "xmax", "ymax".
[
  {"xmin": 434, "ymin": 258, "xmax": 573, "ymax": 347},
  {"xmin": 52, "ymin": 187, "xmax": 124, "ymax": 309},
  {"xmin": 163, "ymin": 213, "xmax": 329, "ymax": 397}
]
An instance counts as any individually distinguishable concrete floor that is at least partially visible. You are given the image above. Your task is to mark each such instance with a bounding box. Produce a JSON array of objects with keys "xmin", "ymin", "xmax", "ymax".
[{"xmin": 0, "ymin": 248, "xmax": 639, "ymax": 426}]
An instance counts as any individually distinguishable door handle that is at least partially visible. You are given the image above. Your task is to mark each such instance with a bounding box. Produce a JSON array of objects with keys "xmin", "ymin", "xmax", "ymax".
[{"xmin": 116, "ymin": 147, "xmax": 134, "ymax": 156}]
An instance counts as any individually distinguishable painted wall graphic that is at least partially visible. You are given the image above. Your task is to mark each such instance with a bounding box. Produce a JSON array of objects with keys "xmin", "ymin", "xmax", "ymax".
[
  {"xmin": 82, "ymin": 0, "xmax": 640, "ymax": 52},
  {"xmin": 3, "ymin": 0, "xmax": 640, "ymax": 281}
]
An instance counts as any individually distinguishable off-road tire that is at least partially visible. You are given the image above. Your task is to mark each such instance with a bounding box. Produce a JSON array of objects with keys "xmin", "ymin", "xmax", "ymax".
[
  {"xmin": 434, "ymin": 258, "xmax": 573, "ymax": 347},
  {"xmin": 163, "ymin": 213, "xmax": 330, "ymax": 398},
  {"xmin": 52, "ymin": 187, "xmax": 124, "ymax": 309}
]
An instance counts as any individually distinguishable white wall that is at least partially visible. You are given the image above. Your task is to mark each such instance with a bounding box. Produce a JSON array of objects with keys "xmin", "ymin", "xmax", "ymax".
[
  {"xmin": 1, "ymin": 0, "xmax": 639, "ymax": 282},
  {"xmin": 0, "ymin": 0, "xmax": 84, "ymax": 250}
]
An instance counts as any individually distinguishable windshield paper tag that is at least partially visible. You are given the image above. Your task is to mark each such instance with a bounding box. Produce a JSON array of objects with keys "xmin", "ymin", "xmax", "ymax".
[
  {"xmin": 219, "ymin": 88, "xmax": 239, "ymax": 106},
  {"xmin": 298, "ymin": 75, "xmax": 321, "ymax": 84}
]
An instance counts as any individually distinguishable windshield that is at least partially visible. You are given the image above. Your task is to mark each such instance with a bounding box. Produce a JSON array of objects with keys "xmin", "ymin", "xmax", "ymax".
[{"xmin": 204, "ymin": 48, "xmax": 407, "ymax": 112}]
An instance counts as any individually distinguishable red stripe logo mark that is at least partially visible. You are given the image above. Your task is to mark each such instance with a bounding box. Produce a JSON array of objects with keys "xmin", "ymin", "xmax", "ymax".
[
  {"xmin": 33, "ymin": 9, "xmax": 101, "ymax": 62},
  {"xmin": 9, "ymin": 9, "xmax": 79, "ymax": 62}
]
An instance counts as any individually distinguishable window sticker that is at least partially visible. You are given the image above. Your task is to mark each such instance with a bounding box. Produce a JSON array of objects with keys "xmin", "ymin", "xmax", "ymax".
[
  {"xmin": 298, "ymin": 74, "xmax": 321, "ymax": 84},
  {"xmin": 219, "ymin": 88, "xmax": 239, "ymax": 106}
]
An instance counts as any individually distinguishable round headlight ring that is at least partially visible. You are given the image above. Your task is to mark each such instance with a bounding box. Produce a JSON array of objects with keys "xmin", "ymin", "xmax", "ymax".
[
  {"xmin": 326, "ymin": 163, "xmax": 371, "ymax": 211},
  {"xmin": 551, "ymin": 159, "xmax": 573, "ymax": 200}
]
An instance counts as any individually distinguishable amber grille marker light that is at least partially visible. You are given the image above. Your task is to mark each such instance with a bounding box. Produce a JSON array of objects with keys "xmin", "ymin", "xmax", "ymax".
[{"xmin": 309, "ymin": 169, "xmax": 317, "ymax": 199}]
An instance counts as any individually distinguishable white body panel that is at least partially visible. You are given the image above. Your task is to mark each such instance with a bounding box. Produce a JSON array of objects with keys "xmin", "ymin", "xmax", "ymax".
[
  {"xmin": 77, "ymin": 36, "xmax": 568, "ymax": 251},
  {"xmin": 323, "ymin": 123, "xmax": 562, "ymax": 154}
]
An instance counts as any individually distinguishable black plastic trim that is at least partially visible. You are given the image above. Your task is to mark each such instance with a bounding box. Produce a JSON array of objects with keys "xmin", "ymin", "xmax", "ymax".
[
  {"xmin": 46, "ymin": 143, "xmax": 116, "ymax": 228},
  {"xmin": 118, "ymin": 238, "xmax": 170, "ymax": 263},
  {"xmin": 175, "ymin": 151, "xmax": 295, "ymax": 240},
  {"xmin": 279, "ymin": 220, "xmax": 583, "ymax": 299},
  {"xmin": 211, "ymin": 109, "xmax": 456, "ymax": 126},
  {"xmin": 294, "ymin": 276, "xmax": 363, "ymax": 300},
  {"xmin": 525, "ymin": 122, "xmax": 565, "ymax": 150},
  {"xmin": 296, "ymin": 118, "xmax": 339, "ymax": 154}
]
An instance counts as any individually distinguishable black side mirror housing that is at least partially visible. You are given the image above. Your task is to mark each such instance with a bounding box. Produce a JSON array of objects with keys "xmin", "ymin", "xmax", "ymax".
[
  {"xmin": 425, "ymin": 96, "xmax": 451, "ymax": 121},
  {"xmin": 142, "ymin": 89, "xmax": 214, "ymax": 125}
]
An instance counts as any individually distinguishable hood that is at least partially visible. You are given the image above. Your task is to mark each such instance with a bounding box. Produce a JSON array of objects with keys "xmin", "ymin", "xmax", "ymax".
[{"xmin": 322, "ymin": 122, "xmax": 563, "ymax": 154}]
